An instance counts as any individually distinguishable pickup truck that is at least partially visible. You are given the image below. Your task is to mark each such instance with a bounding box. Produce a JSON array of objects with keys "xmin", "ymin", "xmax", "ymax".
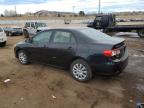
[
  {"xmin": 87, "ymin": 14, "xmax": 144, "ymax": 38},
  {"xmin": 23, "ymin": 22, "xmax": 49, "ymax": 38}
]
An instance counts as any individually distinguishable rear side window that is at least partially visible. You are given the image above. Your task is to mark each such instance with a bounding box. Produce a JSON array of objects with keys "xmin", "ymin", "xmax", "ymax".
[
  {"xmin": 53, "ymin": 31, "xmax": 72, "ymax": 44},
  {"xmin": 70, "ymin": 36, "xmax": 76, "ymax": 44}
]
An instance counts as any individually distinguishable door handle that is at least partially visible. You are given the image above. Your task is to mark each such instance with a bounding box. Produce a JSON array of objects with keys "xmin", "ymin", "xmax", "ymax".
[
  {"xmin": 68, "ymin": 46, "xmax": 73, "ymax": 49},
  {"xmin": 43, "ymin": 45, "xmax": 47, "ymax": 48}
]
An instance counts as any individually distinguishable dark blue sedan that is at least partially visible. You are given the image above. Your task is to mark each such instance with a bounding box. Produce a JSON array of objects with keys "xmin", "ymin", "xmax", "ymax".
[{"xmin": 14, "ymin": 28, "xmax": 128, "ymax": 82}]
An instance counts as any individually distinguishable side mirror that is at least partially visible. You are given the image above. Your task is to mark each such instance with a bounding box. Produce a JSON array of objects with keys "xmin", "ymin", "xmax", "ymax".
[{"xmin": 26, "ymin": 37, "xmax": 32, "ymax": 43}]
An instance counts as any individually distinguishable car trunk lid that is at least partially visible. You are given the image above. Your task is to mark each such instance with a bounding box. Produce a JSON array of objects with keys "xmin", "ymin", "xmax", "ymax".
[{"xmin": 111, "ymin": 41, "xmax": 126, "ymax": 59}]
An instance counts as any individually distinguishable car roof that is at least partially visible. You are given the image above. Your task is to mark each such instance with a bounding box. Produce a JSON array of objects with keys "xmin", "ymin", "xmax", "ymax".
[
  {"xmin": 26, "ymin": 22, "xmax": 46, "ymax": 23},
  {"xmin": 47, "ymin": 27, "xmax": 90, "ymax": 31},
  {"xmin": 44, "ymin": 27, "xmax": 94, "ymax": 43}
]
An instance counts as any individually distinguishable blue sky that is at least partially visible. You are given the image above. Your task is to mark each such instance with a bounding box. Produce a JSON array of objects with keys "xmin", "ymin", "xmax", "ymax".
[{"xmin": 0, "ymin": 0, "xmax": 144, "ymax": 14}]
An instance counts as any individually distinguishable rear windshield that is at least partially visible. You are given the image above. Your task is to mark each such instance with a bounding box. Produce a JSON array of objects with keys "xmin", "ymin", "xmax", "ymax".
[{"xmin": 79, "ymin": 28, "xmax": 112, "ymax": 41}]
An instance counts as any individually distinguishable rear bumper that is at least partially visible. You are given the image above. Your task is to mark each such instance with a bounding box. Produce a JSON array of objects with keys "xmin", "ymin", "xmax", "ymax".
[
  {"xmin": 108, "ymin": 57, "xmax": 128, "ymax": 75},
  {"xmin": 0, "ymin": 41, "xmax": 6, "ymax": 46},
  {"xmin": 0, "ymin": 37, "xmax": 7, "ymax": 43},
  {"xmin": 90, "ymin": 53, "xmax": 128, "ymax": 76}
]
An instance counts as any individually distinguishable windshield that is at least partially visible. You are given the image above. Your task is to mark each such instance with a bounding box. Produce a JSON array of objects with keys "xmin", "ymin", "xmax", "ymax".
[
  {"xmin": 79, "ymin": 28, "xmax": 112, "ymax": 41},
  {"xmin": 0, "ymin": 27, "xmax": 3, "ymax": 32},
  {"xmin": 36, "ymin": 23, "xmax": 47, "ymax": 28}
]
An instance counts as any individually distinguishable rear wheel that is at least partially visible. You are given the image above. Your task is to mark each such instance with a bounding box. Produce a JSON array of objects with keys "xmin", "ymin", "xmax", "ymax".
[
  {"xmin": 137, "ymin": 29, "xmax": 144, "ymax": 38},
  {"xmin": 70, "ymin": 59, "xmax": 92, "ymax": 82},
  {"xmin": 17, "ymin": 50, "xmax": 29, "ymax": 65}
]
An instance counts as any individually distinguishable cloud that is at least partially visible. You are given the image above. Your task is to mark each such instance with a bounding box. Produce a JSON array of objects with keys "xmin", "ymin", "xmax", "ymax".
[
  {"xmin": 0, "ymin": 0, "xmax": 48, "ymax": 5},
  {"xmin": 101, "ymin": 0, "xmax": 144, "ymax": 12},
  {"xmin": 0, "ymin": 0, "xmax": 143, "ymax": 14}
]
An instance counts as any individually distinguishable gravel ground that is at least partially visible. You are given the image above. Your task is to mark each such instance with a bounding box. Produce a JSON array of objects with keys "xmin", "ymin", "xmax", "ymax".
[{"xmin": 0, "ymin": 24, "xmax": 144, "ymax": 108}]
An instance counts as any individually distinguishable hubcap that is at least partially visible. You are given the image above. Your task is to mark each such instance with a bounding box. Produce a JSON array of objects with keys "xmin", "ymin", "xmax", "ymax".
[
  {"xmin": 18, "ymin": 52, "xmax": 27, "ymax": 64},
  {"xmin": 72, "ymin": 63, "xmax": 87, "ymax": 80}
]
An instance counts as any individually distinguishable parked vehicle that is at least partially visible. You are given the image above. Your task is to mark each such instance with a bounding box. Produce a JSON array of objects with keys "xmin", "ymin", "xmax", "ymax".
[
  {"xmin": 87, "ymin": 14, "xmax": 144, "ymax": 38},
  {"xmin": 64, "ymin": 19, "xmax": 71, "ymax": 24},
  {"xmin": 4, "ymin": 27, "xmax": 23, "ymax": 36},
  {"xmin": 14, "ymin": 28, "xmax": 128, "ymax": 82},
  {"xmin": 0, "ymin": 27, "xmax": 7, "ymax": 47},
  {"xmin": 23, "ymin": 22, "xmax": 49, "ymax": 38}
]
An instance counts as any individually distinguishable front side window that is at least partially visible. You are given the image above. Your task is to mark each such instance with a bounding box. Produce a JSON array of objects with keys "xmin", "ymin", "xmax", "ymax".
[
  {"xmin": 25, "ymin": 23, "xmax": 30, "ymax": 28},
  {"xmin": 53, "ymin": 31, "xmax": 72, "ymax": 44},
  {"xmin": 31, "ymin": 22, "xmax": 35, "ymax": 28},
  {"xmin": 32, "ymin": 31, "xmax": 52, "ymax": 43},
  {"xmin": 36, "ymin": 23, "xmax": 47, "ymax": 28}
]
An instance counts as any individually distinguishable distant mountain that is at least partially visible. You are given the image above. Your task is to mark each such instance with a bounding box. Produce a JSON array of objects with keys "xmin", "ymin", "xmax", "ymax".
[{"xmin": 34, "ymin": 10, "xmax": 73, "ymax": 17}]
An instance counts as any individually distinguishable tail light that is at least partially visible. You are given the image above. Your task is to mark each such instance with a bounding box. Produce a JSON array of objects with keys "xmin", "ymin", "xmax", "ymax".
[{"xmin": 103, "ymin": 49, "xmax": 120, "ymax": 57}]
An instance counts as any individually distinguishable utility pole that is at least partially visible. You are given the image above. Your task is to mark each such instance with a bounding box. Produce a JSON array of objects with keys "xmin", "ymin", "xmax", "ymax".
[
  {"xmin": 73, "ymin": 6, "xmax": 75, "ymax": 16},
  {"xmin": 98, "ymin": 0, "xmax": 101, "ymax": 14},
  {"xmin": 14, "ymin": 5, "xmax": 17, "ymax": 16}
]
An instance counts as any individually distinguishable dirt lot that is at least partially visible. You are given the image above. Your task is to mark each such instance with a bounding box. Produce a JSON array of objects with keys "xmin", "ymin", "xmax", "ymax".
[{"xmin": 0, "ymin": 26, "xmax": 144, "ymax": 108}]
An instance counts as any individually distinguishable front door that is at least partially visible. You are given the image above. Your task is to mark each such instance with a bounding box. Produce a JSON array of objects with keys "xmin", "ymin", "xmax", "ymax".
[
  {"xmin": 28, "ymin": 22, "xmax": 37, "ymax": 35},
  {"xmin": 27, "ymin": 31, "xmax": 53, "ymax": 63},
  {"xmin": 48, "ymin": 30, "xmax": 77, "ymax": 67}
]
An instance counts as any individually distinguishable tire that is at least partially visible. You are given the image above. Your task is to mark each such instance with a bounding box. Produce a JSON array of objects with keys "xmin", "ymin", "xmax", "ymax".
[
  {"xmin": 8, "ymin": 32, "xmax": 12, "ymax": 36},
  {"xmin": 23, "ymin": 29, "xmax": 29, "ymax": 38},
  {"xmin": 70, "ymin": 59, "xmax": 92, "ymax": 82},
  {"xmin": 6, "ymin": 32, "xmax": 9, "ymax": 36},
  {"xmin": 17, "ymin": 50, "xmax": 29, "ymax": 65},
  {"xmin": 3, "ymin": 41, "xmax": 6, "ymax": 47},
  {"xmin": 0, "ymin": 41, "xmax": 6, "ymax": 47},
  {"xmin": 137, "ymin": 29, "xmax": 144, "ymax": 38}
]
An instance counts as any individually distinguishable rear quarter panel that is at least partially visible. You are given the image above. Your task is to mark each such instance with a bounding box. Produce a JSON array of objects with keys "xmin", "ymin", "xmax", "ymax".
[{"xmin": 84, "ymin": 44, "xmax": 113, "ymax": 71}]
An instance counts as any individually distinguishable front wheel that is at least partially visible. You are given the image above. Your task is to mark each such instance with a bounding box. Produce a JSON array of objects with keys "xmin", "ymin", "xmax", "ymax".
[
  {"xmin": 3, "ymin": 41, "xmax": 6, "ymax": 46},
  {"xmin": 17, "ymin": 50, "xmax": 29, "ymax": 65},
  {"xmin": 137, "ymin": 29, "xmax": 144, "ymax": 38},
  {"xmin": 7, "ymin": 32, "xmax": 12, "ymax": 36},
  {"xmin": 70, "ymin": 59, "xmax": 92, "ymax": 82},
  {"xmin": 0, "ymin": 41, "xmax": 6, "ymax": 47}
]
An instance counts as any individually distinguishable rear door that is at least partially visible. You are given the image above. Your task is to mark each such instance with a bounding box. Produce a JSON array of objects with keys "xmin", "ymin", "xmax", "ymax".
[
  {"xmin": 48, "ymin": 30, "xmax": 77, "ymax": 67},
  {"xmin": 29, "ymin": 22, "xmax": 37, "ymax": 35},
  {"xmin": 25, "ymin": 22, "xmax": 31, "ymax": 34},
  {"xmin": 27, "ymin": 31, "xmax": 53, "ymax": 63}
]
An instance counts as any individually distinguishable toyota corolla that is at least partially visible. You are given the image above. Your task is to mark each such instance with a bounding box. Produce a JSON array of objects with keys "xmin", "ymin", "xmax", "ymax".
[{"xmin": 14, "ymin": 28, "xmax": 128, "ymax": 82}]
